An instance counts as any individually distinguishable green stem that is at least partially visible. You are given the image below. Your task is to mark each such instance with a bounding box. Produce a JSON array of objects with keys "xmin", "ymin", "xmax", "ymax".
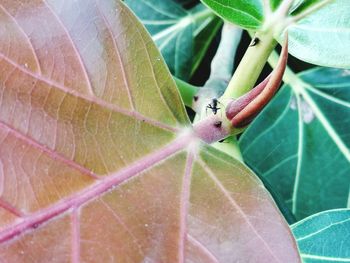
[
  {"xmin": 220, "ymin": 0, "xmax": 302, "ymax": 100},
  {"xmin": 215, "ymin": 29, "xmax": 277, "ymax": 161},
  {"xmin": 221, "ymin": 29, "xmax": 277, "ymax": 100},
  {"xmin": 173, "ymin": 76, "xmax": 198, "ymax": 107}
]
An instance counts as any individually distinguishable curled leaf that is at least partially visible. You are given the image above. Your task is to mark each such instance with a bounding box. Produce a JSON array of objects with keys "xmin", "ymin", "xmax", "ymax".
[
  {"xmin": 226, "ymin": 32, "xmax": 289, "ymax": 127},
  {"xmin": 226, "ymin": 74, "xmax": 271, "ymax": 119}
]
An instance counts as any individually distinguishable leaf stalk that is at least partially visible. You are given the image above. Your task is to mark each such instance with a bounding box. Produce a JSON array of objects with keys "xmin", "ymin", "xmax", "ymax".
[{"xmin": 221, "ymin": 29, "xmax": 277, "ymax": 100}]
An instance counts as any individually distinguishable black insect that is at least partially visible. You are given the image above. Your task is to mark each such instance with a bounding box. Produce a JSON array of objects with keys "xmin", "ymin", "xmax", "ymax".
[
  {"xmin": 213, "ymin": 121, "xmax": 222, "ymax": 128},
  {"xmin": 249, "ymin": 37, "xmax": 260, "ymax": 47},
  {"xmin": 206, "ymin": 98, "xmax": 221, "ymax": 115}
]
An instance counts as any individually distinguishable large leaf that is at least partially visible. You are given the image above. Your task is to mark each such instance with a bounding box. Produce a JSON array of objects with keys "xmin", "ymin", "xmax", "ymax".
[
  {"xmin": 125, "ymin": 0, "xmax": 221, "ymax": 80},
  {"xmin": 200, "ymin": 0, "xmax": 350, "ymax": 68},
  {"xmin": 287, "ymin": 0, "xmax": 350, "ymax": 68},
  {"xmin": 200, "ymin": 0, "xmax": 306, "ymax": 27},
  {"xmin": 240, "ymin": 67, "xmax": 350, "ymax": 220},
  {"xmin": 290, "ymin": 0, "xmax": 321, "ymax": 15},
  {"xmin": 0, "ymin": 0, "xmax": 300, "ymax": 261},
  {"xmin": 292, "ymin": 209, "xmax": 350, "ymax": 262}
]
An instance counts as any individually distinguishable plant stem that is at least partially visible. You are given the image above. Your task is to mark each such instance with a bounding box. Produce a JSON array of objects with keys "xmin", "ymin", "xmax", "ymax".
[
  {"xmin": 221, "ymin": 29, "xmax": 277, "ymax": 100},
  {"xmin": 204, "ymin": 23, "xmax": 242, "ymax": 97},
  {"xmin": 197, "ymin": 23, "xmax": 243, "ymax": 161},
  {"xmin": 214, "ymin": 24, "xmax": 277, "ymax": 160},
  {"xmin": 215, "ymin": 29, "xmax": 277, "ymax": 162}
]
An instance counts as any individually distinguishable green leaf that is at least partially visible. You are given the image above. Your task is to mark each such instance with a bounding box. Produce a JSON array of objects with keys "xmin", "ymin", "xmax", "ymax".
[
  {"xmin": 191, "ymin": 15, "xmax": 223, "ymax": 76},
  {"xmin": 269, "ymin": 0, "xmax": 282, "ymax": 10},
  {"xmin": 174, "ymin": 76, "xmax": 199, "ymax": 107},
  {"xmin": 125, "ymin": 0, "xmax": 221, "ymax": 80},
  {"xmin": 240, "ymin": 67, "xmax": 350, "ymax": 220},
  {"xmin": 286, "ymin": 0, "xmax": 350, "ymax": 68},
  {"xmin": 290, "ymin": 0, "xmax": 320, "ymax": 15},
  {"xmin": 269, "ymin": 0, "xmax": 310, "ymax": 13},
  {"xmin": 292, "ymin": 209, "xmax": 350, "ymax": 262},
  {"xmin": 200, "ymin": 0, "xmax": 263, "ymax": 29}
]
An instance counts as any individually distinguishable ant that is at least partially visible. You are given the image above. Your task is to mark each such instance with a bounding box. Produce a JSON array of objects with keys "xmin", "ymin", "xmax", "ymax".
[
  {"xmin": 249, "ymin": 37, "xmax": 260, "ymax": 47},
  {"xmin": 206, "ymin": 98, "xmax": 221, "ymax": 115}
]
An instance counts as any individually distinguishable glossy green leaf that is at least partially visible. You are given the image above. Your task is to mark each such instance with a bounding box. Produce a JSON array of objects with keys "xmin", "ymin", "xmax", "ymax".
[
  {"xmin": 269, "ymin": 0, "xmax": 282, "ymax": 10},
  {"xmin": 287, "ymin": 0, "xmax": 350, "ymax": 68},
  {"xmin": 125, "ymin": 0, "xmax": 221, "ymax": 80},
  {"xmin": 191, "ymin": 15, "xmax": 222, "ymax": 77},
  {"xmin": 290, "ymin": 0, "xmax": 320, "ymax": 15},
  {"xmin": 0, "ymin": 0, "xmax": 300, "ymax": 261},
  {"xmin": 200, "ymin": 0, "xmax": 264, "ymax": 29},
  {"xmin": 269, "ymin": 0, "xmax": 311, "ymax": 13},
  {"xmin": 292, "ymin": 209, "xmax": 350, "ymax": 262},
  {"xmin": 240, "ymin": 67, "xmax": 350, "ymax": 220}
]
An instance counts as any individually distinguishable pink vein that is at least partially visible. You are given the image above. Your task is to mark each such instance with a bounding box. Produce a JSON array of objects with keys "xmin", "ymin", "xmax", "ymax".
[
  {"xmin": 178, "ymin": 150, "xmax": 194, "ymax": 263},
  {"xmin": 0, "ymin": 120, "xmax": 98, "ymax": 180},
  {"xmin": 198, "ymin": 159, "xmax": 281, "ymax": 263},
  {"xmin": 0, "ymin": 4, "xmax": 42, "ymax": 74},
  {"xmin": 0, "ymin": 133, "xmax": 192, "ymax": 243},
  {"xmin": 0, "ymin": 53, "xmax": 178, "ymax": 133},
  {"xmin": 42, "ymin": 0, "xmax": 95, "ymax": 96},
  {"xmin": 0, "ymin": 197, "xmax": 24, "ymax": 218},
  {"xmin": 95, "ymin": 1, "xmax": 135, "ymax": 110},
  {"xmin": 187, "ymin": 234, "xmax": 219, "ymax": 263},
  {"xmin": 71, "ymin": 207, "xmax": 80, "ymax": 263},
  {"xmin": 99, "ymin": 199, "xmax": 144, "ymax": 258}
]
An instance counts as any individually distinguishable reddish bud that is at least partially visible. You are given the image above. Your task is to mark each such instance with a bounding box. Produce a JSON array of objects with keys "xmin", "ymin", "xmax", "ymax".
[{"xmin": 226, "ymin": 32, "xmax": 289, "ymax": 128}]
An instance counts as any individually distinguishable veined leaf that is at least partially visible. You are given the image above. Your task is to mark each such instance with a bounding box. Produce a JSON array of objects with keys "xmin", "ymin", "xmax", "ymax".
[
  {"xmin": 200, "ymin": 0, "xmax": 264, "ymax": 29},
  {"xmin": 200, "ymin": 0, "xmax": 350, "ymax": 68},
  {"xmin": 287, "ymin": 0, "xmax": 350, "ymax": 68},
  {"xmin": 292, "ymin": 209, "xmax": 350, "ymax": 262},
  {"xmin": 290, "ymin": 0, "xmax": 321, "ymax": 15},
  {"xmin": 0, "ymin": 0, "xmax": 300, "ymax": 261},
  {"xmin": 240, "ymin": 67, "xmax": 350, "ymax": 220},
  {"xmin": 198, "ymin": 0, "xmax": 301, "ymax": 28},
  {"xmin": 125, "ymin": 0, "xmax": 221, "ymax": 80}
]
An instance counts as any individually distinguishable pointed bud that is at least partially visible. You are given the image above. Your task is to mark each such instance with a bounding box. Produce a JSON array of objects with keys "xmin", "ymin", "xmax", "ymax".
[{"xmin": 226, "ymin": 32, "xmax": 289, "ymax": 127}]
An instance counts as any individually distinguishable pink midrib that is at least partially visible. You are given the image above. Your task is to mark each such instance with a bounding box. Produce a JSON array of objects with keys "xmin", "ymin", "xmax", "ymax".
[{"xmin": 0, "ymin": 133, "xmax": 193, "ymax": 243}]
